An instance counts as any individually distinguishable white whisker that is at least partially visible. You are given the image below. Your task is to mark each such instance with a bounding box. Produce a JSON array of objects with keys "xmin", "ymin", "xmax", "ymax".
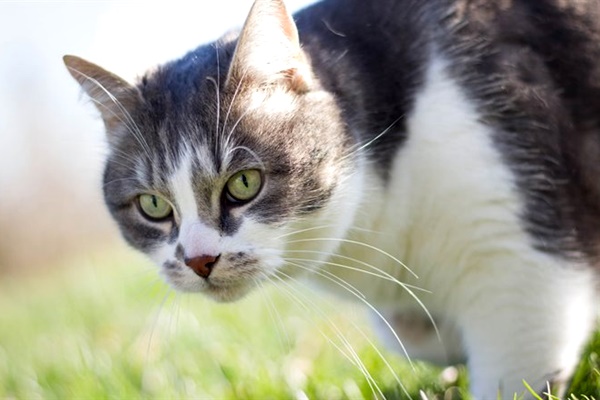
[
  {"xmin": 224, "ymin": 145, "xmax": 266, "ymax": 170},
  {"xmin": 254, "ymin": 277, "xmax": 290, "ymax": 353},
  {"xmin": 215, "ymin": 43, "xmax": 221, "ymax": 139},
  {"xmin": 285, "ymin": 260, "xmax": 367, "ymax": 299},
  {"xmin": 340, "ymin": 115, "xmax": 404, "ymax": 162},
  {"xmin": 146, "ymin": 287, "xmax": 175, "ymax": 365},
  {"xmin": 283, "ymin": 241, "xmax": 440, "ymax": 342},
  {"xmin": 261, "ymin": 273, "xmax": 357, "ymax": 366},
  {"xmin": 284, "ymin": 250, "xmax": 431, "ymax": 294},
  {"xmin": 68, "ymin": 67, "xmax": 153, "ymax": 160},
  {"xmin": 221, "ymin": 69, "xmax": 248, "ymax": 138},
  {"xmin": 102, "ymin": 177, "xmax": 140, "ymax": 189},
  {"xmin": 271, "ymin": 270, "xmax": 386, "ymax": 399},
  {"xmin": 287, "ymin": 237, "xmax": 418, "ymax": 279},
  {"xmin": 284, "ymin": 260, "xmax": 415, "ymax": 372},
  {"xmin": 274, "ymin": 224, "xmax": 336, "ymax": 240},
  {"xmin": 222, "ymin": 104, "xmax": 256, "ymax": 160},
  {"xmin": 284, "ymin": 262, "xmax": 413, "ymax": 397},
  {"xmin": 87, "ymin": 96, "xmax": 150, "ymax": 157},
  {"xmin": 206, "ymin": 75, "xmax": 221, "ymax": 156}
]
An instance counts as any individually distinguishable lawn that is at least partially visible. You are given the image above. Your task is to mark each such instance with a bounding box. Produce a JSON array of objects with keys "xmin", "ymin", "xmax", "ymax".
[{"xmin": 0, "ymin": 251, "xmax": 598, "ymax": 399}]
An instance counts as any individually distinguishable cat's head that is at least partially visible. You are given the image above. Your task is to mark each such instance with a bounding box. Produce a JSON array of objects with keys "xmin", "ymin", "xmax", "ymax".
[{"xmin": 64, "ymin": 0, "xmax": 363, "ymax": 301}]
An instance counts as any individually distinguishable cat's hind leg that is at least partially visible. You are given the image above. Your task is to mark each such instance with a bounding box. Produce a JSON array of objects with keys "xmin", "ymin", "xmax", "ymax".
[{"xmin": 370, "ymin": 310, "xmax": 466, "ymax": 366}]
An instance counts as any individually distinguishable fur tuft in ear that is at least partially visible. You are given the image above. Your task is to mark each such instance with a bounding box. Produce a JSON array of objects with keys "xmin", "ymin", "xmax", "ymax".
[
  {"xmin": 63, "ymin": 55, "xmax": 142, "ymax": 134},
  {"xmin": 226, "ymin": 0, "xmax": 313, "ymax": 93}
]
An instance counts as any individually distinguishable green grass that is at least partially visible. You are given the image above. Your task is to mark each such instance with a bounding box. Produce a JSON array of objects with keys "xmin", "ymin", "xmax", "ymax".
[{"xmin": 0, "ymin": 251, "xmax": 597, "ymax": 399}]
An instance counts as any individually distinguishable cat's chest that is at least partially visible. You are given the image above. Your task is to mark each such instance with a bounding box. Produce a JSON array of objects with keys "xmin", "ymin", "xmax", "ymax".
[{"xmin": 320, "ymin": 56, "xmax": 527, "ymax": 313}]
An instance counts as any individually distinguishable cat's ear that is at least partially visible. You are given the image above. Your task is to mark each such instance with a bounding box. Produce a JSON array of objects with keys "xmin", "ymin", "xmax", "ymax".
[
  {"xmin": 63, "ymin": 55, "xmax": 141, "ymax": 133},
  {"xmin": 226, "ymin": 0, "xmax": 312, "ymax": 93}
]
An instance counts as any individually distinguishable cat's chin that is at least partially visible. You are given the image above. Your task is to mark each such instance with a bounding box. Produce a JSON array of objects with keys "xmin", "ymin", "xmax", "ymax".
[
  {"xmin": 202, "ymin": 283, "xmax": 253, "ymax": 303},
  {"xmin": 167, "ymin": 278, "xmax": 254, "ymax": 303}
]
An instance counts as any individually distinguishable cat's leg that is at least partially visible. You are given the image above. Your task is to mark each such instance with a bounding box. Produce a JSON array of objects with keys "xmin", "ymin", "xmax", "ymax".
[
  {"xmin": 370, "ymin": 310, "xmax": 466, "ymax": 366},
  {"xmin": 458, "ymin": 263, "xmax": 597, "ymax": 399}
]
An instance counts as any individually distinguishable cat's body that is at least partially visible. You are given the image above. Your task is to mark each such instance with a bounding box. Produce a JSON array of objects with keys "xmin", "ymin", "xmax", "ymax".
[{"xmin": 65, "ymin": 0, "xmax": 600, "ymax": 398}]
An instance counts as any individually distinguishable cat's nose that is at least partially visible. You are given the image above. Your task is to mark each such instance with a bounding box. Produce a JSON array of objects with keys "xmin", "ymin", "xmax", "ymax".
[{"xmin": 184, "ymin": 254, "xmax": 220, "ymax": 278}]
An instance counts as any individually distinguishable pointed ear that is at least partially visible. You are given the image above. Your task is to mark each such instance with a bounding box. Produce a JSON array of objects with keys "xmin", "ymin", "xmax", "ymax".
[
  {"xmin": 63, "ymin": 55, "xmax": 141, "ymax": 133},
  {"xmin": 226, "ymin": 0, "xmax": 312, "ymax": 93}
]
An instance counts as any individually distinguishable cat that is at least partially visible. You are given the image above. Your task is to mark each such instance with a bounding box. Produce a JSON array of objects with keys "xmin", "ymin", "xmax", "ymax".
[{"xmin": 64, "ymin": 0, "xmax": 600, "ymax": 398}]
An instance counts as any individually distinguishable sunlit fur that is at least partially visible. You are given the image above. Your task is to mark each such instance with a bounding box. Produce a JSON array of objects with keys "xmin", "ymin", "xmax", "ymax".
[{"xmin": 64, "ymin": 0, "xmax": 600, "ymax": 398}]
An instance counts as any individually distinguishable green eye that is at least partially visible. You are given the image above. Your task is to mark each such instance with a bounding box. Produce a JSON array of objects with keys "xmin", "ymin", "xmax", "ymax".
[
  {"xmin": 226, "ymin": 169, "xmax": 262, "ymax": 203},
  {"xmin": 138, "ymin": 194, "xmax": 173, "ymax": 220}
]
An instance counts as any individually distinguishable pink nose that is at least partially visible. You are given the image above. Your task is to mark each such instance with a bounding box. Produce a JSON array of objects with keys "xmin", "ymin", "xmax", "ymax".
[{"xmin": 184, "ymin": 254, "xmax": 220, "ymax": 278}]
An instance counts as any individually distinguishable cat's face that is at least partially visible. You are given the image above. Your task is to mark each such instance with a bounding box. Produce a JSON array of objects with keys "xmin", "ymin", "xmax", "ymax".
[
  {"xmin": 102, "ymin": 69, "xmax": 358, "ymax": 302},
  {"xmin": 65, "ymin": 0, "xmax": 362, "ymax": 301}
]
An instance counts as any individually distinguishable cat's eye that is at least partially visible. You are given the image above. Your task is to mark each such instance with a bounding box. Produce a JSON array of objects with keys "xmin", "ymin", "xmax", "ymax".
[
  {"xmin": 138, "ymin": 194, "xmax": 173, "ymax": 220},
  {"xmin": 225, "ymin": 169, "xmax": 262, "ymax": 203}
]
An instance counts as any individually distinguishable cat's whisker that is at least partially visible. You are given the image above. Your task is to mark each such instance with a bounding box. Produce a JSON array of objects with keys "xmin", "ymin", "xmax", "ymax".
[
  {"xmin": 284, "ymin": 224, "xmax": 384, "ymax": 238},
  {"xmin": 107, "ymin": 148, "xmax": 139, "ymax": 165},
  {"xmin": 284, "ymin": 260, "xmax": 415, "ymax": 370},
  {"xmin": 206, "ymin": 75, "xmax": 221, "ymax": 155},
  {"xmin": 287, "ymin": 237, "xmax": 419, "ymax": 278},
  {"xmin": 339, "ymin": 115, "xmax": 404, "ymax": 163},
  {"xmin": 173, "ymin": 292, "xmax": 185, "ymax": 346},
  {"xmin": 102, "ymin": 177, "xmax": 141, "ymax": 189},
  {"xmin": 102, "ymin": 142, "xmax": 142, "ymax": 160},
  {"xmin": 220, "ymin": 68, "xmax": 249, "ymax": 140},
  {"xmin": 145, "ymin": 286, "xmax": 175, "ymax": 366},
  {"xmin": 284, "ymin": 239, "xmax": 440, "ymax": 342},
  {"xmin": 262, "ymin": 273, "xmax": 360, "ymax": 371},
  {"xmin": 167, "ymin": 290, "xmax": 180, "ymax": 340},
  {"xmin": 86, "ymin": 96, "xmax": 150, "ymax": 158},
  {"xmin": 274, "ymin": 219, "xmax": 381, "ymax": 240},
  {"xmin": 100, "ymin": 160, "xmax": 139, "ymax": 177},
  {"xmin": 224, "ymin": 145, "xmax": 265, "ymax": 170},
  {"xmin": 68, "ymin": 67, "xmax": 152, "ymax": 160},
  {"xmin": 254, "ymin": 277, "xmax": 291, "ymax": 353},
  {"xmin": 274, "ymin": 224, "xmax": 337, "ymax": 240},
  {"xmin": 265, "ymin": 274, "xmax": 381, "ymax": 398},
  {"xmin": 283, "ymin": 260, "xmax": 412, "ymax": 397},
  {"xmin": 214, "ymin": 43, "xmax": 222, "ymax": 153},
  {"xmin": 284, "ymin": 256, "xmax": 428, "ymax": 294},
  {"xmin": 101, "ymin": 154, "xmax": 145, "ymax": 177},
  {"xmin": 284, "ymin": 250, "xmax": 431, "ymax": 293},
  {"xmin": 271, "ymin": 270, "xmax": 386, "ymax": 399},
  {"xmin": 284, "ymin": 260, "xmax": 367, "ymax": 299},
  {"xmin": 221, "ymin": 106, "xmax": 258, "ymax": 165}
]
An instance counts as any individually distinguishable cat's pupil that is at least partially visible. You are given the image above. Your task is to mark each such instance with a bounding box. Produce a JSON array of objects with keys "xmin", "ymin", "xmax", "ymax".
[
  {"xmin": 241, "ymin": 174, "xmax": 249, "ymax": 188},
  {"xmin": 151, "ymin": 195, "xmax": 158, "ymax": 208}
]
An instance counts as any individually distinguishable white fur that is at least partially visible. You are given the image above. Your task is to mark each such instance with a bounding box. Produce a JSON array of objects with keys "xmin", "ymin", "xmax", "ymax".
[
  {"xmin": 170, "ymin": 154, "xmax": 199, "ymax": 226},
  {"xmin": 170, "ymin": 155, "xmax": 220, "ymax": 258},
  {"xmin": 316, "ymin": 55, "xmax": 598, "ymax": 398}
]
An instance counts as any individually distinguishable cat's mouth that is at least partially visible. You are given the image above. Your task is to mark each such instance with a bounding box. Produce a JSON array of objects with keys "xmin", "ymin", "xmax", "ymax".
[{"xmin": 161, "ymin": 258, "xmax": 260, "ymax": 302}]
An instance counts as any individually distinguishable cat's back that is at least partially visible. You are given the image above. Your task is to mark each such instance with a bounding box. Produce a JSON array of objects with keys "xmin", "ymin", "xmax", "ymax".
[
  {"xmin": 442, "ymin": 0, "xmax": 600, "ymax": 263},
  {"xmin": 300, "ymin": 0, "xmax": 600, "ymax": 264}
]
